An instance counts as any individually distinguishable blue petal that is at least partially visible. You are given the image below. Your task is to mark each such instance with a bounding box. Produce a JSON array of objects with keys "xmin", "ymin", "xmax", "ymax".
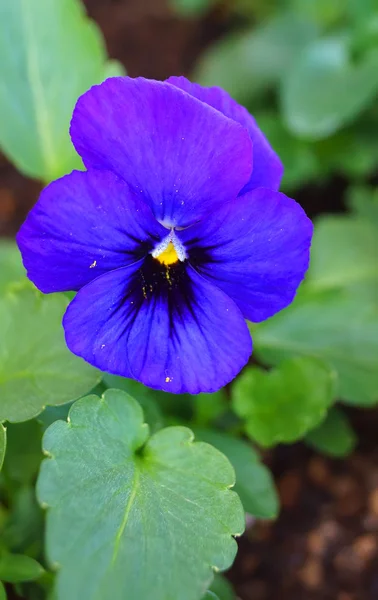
[
  {"xmin": 178, "ymin": 188, "xmax": 313, "ymax": 322},
  {"xmin": 63, "ymin": 261, "xmax": 143, "ymax": 380},
  {"xmin": 167, "ymin": 76, "xmax": 283, "ymax": 193},
  {"xmin": 17, "ymin": 169, "xmax": 166, "ymax": 293},
  {"xmin": 63, "ymin": 260, "xmax": 252, "ymax": 394},
  {"xmin": 70, "ymin": 77, "xmax": 252, "ymax": 228}
]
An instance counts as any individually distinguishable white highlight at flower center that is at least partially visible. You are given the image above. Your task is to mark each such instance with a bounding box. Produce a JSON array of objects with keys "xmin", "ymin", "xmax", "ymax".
[{"xmin": 151, "ymin": 230, "xmax": 187, "ymax": 264}]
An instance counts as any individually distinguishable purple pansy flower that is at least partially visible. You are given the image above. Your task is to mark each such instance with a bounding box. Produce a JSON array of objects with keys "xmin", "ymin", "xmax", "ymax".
[{"xmin": 17, "ymin": 76, "xmax": 313, "ymax": 394}]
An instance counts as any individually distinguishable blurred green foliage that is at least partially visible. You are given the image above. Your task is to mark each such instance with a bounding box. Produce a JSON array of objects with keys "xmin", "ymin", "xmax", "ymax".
[
  {"xmin": 184, "ymin": 0, "xmax": 378, "ymax": 464},
  {"xmin": 185, "ymin": 0, "xmax": 378, "ymax": 193},
  {"xmin": 305, "ymin": 407, "xmax": 357, "ymax": 457}
]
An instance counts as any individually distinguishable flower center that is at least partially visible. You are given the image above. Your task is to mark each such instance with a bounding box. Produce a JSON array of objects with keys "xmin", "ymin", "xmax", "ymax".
[
  {"xmin": 151, "ymin": 231, "xmax": 187, "ymax": 265},
  {"xmin": 155, "ymin": 241, "xmax": 179, "ymax": 266}
]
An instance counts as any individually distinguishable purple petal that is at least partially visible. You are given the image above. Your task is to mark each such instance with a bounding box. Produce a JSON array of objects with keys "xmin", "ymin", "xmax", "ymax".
[
  {"xmin": 70, "ymin": 76, "xmax": 252, "ymax": 228},
  {"xmin": 63, "ymin": 261, "xmax": 143, "ymax": 380},
  {"xmin": 17, "ymin": 169, "xmax": 166, "ymax": 293},
  {"xmin": 178, "ymin": 188, "xmax": 313, "ymax": 322},
  {"xmin": 167, "ymin": 76, "xmax": 283, "ymax": 193},
  {"xmin": 63, "ymin": 260, "xmax": 252, "ymax": 394}
]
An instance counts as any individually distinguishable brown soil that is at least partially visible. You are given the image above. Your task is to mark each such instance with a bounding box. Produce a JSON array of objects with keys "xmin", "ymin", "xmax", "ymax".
[{"xmin": 231, "ymin": 411, "xmax": 378, "ymax": 600}]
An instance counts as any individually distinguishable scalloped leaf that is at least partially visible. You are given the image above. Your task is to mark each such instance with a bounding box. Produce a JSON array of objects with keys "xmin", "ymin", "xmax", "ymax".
[
  {"xmin": 0, "ymin": 0, "xmax": 125, "ymax": 181},
  {"xmin": 232, "ymin": 357, "xmax": 336, "ymax": 447},
  {"xmin": 37, "ymin": 389, "xmax": 244, "ymax": 600},
  {"xmin": 193, "ymin": 429, "xmax": 278, "ymax": 519},
  {"xmin": 0, "ymin": 287, "xmax": 100, "ymax": 423}
]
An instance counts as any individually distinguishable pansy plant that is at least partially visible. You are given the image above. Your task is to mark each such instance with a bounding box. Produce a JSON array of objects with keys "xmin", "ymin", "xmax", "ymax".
[{"xmin": 17, "ymin": 76, "xmax": 312, "ymax": 394}]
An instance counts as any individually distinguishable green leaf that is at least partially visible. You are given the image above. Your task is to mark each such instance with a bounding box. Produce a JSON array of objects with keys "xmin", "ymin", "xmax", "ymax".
[
  {"xmin": 0, "ymin": 0, "xmax": 124, "ymax": 181},
  {"xmin": 193, "ymin": 391, "xmax": 228, "ymax": 427},
  {"xmin": 0, "ymin": 581, "xmax": 6, "ymax": 600},
  {"xmin": 209, "ymin": 574, "xmax": 235, "ymax": 600},
  {"xmin": 194, "ymin": 13, "xmax": 319, "ymax": 103},
  {"xmin": 2, "ymin": 420, "xmax": 42, "ymax": 483},
  {"xmin": 306, "ymin": 407, "xmax": 357, "ymax": 457},
  {"xmin": 102, "ymin": 375, "xmax": 166, "ymax": 432},
  {"xmin": 0, "ymin": 241, "xmax": 25, "ymax": 294},
  {"xmin": 232, "ymin": 357, "xmax": 336, "ymax": 447},
  {"xmin": 0, "ymin": 287, "xmax": 100, "ymax": 423},
  {"xmin": 0, "ymin": 554, "xmax": 44, "ymax": 583},
  {"xmin": 193, "ymin": 429, "xmax": 278, "ymax": 518},
  {"xmin": 203, "ymin": 593, "xmax": 219, "ymax": 600},
  {"xmin": 37, "ymin": 389, "xmax": 244, "ymax": 600},
  {"xmin": 0, "ymin": 424, "xmax": 6, "ymax": 472},
  {"xmin": 254, "ymin": 287, "xmax": 378, "ymax": 406},
  {"xmin": 307, "ymin": 215, "xmax": 378, "ymax": 290},
  {"xmin": 281, "ymin": 35, "xmax": 378, "ymax": 138},
  {"xmin": 103, "ymin": 60, "xmax": 126, "ymax": 79}
]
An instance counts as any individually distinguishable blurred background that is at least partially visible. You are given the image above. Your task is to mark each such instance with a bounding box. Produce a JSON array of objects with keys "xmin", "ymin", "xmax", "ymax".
[
  {"xmin": 1, "ymin": 0, "xmax": 377, "ymax": 599},
  {"xmin": 2, "ymin": 0, "xmax": 378, "ymax": 236}
]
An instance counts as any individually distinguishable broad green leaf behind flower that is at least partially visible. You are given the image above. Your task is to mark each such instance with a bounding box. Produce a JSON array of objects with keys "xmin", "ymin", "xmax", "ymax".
[
  {"xmin": 0, "ymin": 0, "xmax": 125, "ymax": 182},
  {"xmin": 0, "ymin": 241, "xmax": 26, "ymax": 294},
  {"xmin": 0, "ymin": 287, "xmax": 101, "ymax": 423}
]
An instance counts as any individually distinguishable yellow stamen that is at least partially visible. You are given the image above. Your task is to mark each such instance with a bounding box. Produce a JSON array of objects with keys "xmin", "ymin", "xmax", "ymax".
[{"xmin": 156, "ymin": 241, "xmax": 179, "ymax": 266}]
